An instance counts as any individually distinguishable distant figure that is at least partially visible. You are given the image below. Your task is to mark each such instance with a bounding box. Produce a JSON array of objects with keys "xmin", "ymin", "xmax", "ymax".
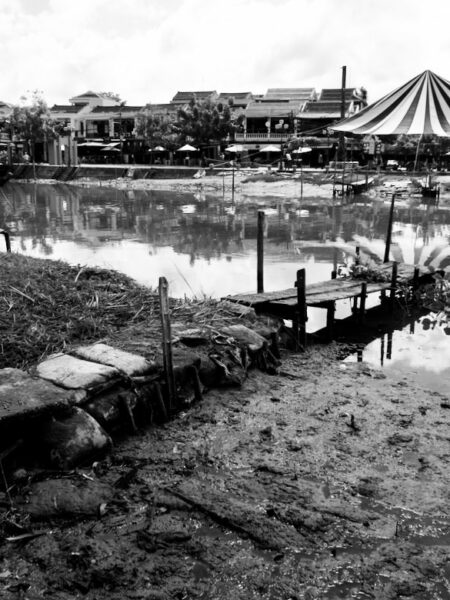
[
  {"xmin": 318, "ymin": 153, "xmax": 324, "ymax": 168},
  {"xmin": 285, "ymin": 152, "xmax": 292, "ymax": 169},
  {"xmin": 23, "ymin": 152, "xmax": 30, "ymax": 163}
]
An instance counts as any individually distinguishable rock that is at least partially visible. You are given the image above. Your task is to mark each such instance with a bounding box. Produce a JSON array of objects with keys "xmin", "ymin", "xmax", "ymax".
[
  {"xmin": 36, "ymin": 354, "xmax": 121, "ymax": 391},
  {"xmin": 22, "ymin": 477, "xmax": 112, "ymax": 519},
  {"xmin": 219, "ymin": 300, "xmax": 257, "ymax": 321},
  {"xmin": 73, "ymin": 343, "xmax": 156, "ymax": 377},
  {"xmin": 220, "ymin": 324, "xmax": 267, "ymax": 353},
  {"xmin": 0, "ymin": 368, "xmax": 72, "ymax": 426},
  {"xmin": 38, "ymin": 407, "xmax": 112, "ymax": 469}
]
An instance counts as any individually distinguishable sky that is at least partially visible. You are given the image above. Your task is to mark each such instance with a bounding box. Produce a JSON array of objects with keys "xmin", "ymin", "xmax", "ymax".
[{"xmin": 1, "ymin": 0, "xmax": 450, "ymax": 108}]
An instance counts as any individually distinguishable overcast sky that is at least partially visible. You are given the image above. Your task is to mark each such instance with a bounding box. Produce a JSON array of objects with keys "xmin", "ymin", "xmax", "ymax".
[{"xmin": 1, "ymin": 0, "xmax": 450, "ymax": 108}]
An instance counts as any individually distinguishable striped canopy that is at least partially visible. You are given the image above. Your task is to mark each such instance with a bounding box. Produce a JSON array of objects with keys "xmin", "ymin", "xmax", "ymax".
[{"xmin": 332, "ymin": 70, "xmax": 450, "ymax": 136}]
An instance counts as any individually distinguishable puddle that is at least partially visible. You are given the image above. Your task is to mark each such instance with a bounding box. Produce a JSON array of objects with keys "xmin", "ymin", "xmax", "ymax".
[{"xmin": 344, "ymin": 315, "xmax": 450, "ymax": 394}]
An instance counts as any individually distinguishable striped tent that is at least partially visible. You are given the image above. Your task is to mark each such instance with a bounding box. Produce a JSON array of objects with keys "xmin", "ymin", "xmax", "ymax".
[{"xmin": 332, "ymin": 70, "xmax": 450, "ymax": 136}]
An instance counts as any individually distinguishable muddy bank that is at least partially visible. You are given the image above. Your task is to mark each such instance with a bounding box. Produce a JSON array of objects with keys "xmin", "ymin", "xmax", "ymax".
[{"xmin": 1, "ymin": 340, "xmax": 450, "ymax": 599}]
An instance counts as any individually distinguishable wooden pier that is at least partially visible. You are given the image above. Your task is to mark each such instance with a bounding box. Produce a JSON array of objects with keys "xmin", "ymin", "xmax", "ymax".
[{"xmin": 223, "ymin": 262, "xmax": 434, "ymax": 350}]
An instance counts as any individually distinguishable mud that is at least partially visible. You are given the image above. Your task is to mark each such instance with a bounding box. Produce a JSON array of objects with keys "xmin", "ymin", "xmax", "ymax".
[{"xmin": 0, "ymin": 342, "xmax": 449, "ymax": 599}]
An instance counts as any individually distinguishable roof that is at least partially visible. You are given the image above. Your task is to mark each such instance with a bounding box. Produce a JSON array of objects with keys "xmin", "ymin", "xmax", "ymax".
[
  {"xmin": 302, "ymin": 101, "xmax": 352, "ymax": 114},
  {"xmin": 50, "ymin": 104, "xmax": 87, "ymax": 113},
  {"xmin": 319, "ymin": 88, "xmax": 361, "ymax": 101},
  {"xmin": 332, "ymin": 70, "xmax": 450, "ymax": 136},
  {"xmin": 245, "ymin": 100, "xmax": 305, "ymax": 118},
  {"xmin": 264, "ymin": 88, "xmax": 316, "ymax": 101},
  {"xmin": 90, "ymin": 106, "xmax": 143, "ymax": 114},
  {"xmin": 217, "ymin": 92, "xmax": 253, "ymax": 106},
  {"xmin": 170, "ymin": 91, "xmax": 217, "ymax": 103},
  {"xmin": 72, "ymin": 91, "xmax": 102, "ymax": 99}
]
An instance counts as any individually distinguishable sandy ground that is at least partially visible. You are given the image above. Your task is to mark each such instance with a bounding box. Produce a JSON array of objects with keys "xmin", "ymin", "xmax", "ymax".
[{"xmin": 1, "ymin": 175, "xmax": 449, "ymax": 599}]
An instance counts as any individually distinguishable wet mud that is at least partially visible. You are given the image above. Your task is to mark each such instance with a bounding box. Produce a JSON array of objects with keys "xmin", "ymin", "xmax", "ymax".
[{"xmin": 1, "ymin": 344, "xmax": 450, "ymax": 599}]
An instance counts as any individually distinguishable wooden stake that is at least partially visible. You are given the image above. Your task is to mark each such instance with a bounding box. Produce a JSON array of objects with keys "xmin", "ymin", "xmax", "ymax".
[
  {"xmin": 159, "ymin": 276, "xmax": 176, "ymax": 412},
  {"xmin": 384, "ymin": 193, "xmax": 396, "ymax": 263},
  {"xmin": 257, "ymin": 210, "xmax": 265, "ymax": 293},
  {"xmin": 0, "ymin": 230, "xmax": 11, "ymax": 252}
]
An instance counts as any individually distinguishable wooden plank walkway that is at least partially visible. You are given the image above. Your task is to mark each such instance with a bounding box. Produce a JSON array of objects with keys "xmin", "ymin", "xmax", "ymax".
[
  {"xmin": 223, "ymin": 262, "xmax": 436, "ymax": 350},
  {"xmin": 223, "ymin": 262, "xmax": 433, "ymax": 311}
]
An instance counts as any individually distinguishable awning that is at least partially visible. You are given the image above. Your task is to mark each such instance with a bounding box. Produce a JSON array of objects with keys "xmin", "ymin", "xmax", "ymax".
[
  {"xmin": 260, "ymin": 144, "xmax": 281, "ymax": 152},
  {"xmin": 77, "ymin": 141, "xmax": 105, "ymax": 147},
  {"xmin": 177, "ymin": 144, "xmax": 198, "ymax": 151},
  {"xmin": 332, "ymin": 70, "xmax": 450, "ymax": 136}
]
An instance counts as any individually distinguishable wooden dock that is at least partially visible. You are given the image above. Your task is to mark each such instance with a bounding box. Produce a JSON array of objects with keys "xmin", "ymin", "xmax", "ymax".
[{"xmin": 223, "ymin": 262, "xmax": 435, "ymax": 350}]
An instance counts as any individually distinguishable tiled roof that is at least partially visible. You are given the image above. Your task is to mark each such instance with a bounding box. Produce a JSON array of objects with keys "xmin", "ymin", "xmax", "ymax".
[
  {"xmin": 264, "ymin": 88, "xmax": 316, "ymax": 101},
  {"xmin": 300, "ymin": 100, "xmax": 352, "ymax": 119},
  {"xmin": 319, "ymin": 88, "xmax": 359, "ymax": 101},
  {"xmin": 171, "ymin": 91, "xmax": 217, "ymax": 103},
  {"xmin": 90, "ymin": 106, "xmax": 143, "ymax": 114},
  {"xmin": 245, "ymin": 100, "xmax": 305, "ymax": 118},
  {"xmin": 50, "ymin": 104, "xmax": 87, "ymax": 113},
  {"xmin": 217, "ymin": 92, "xmax": 253, "ymax": 106}
]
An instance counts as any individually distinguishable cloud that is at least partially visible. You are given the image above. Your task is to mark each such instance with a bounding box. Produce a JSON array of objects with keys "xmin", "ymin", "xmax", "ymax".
[{"xmin": 1, "ymin": 0, "xmax": 450, "ymax": 107}]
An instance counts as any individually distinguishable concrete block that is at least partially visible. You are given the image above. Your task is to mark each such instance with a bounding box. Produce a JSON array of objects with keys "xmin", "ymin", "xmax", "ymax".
[
  {"xmin": 73, "ymin": 343, "xmax": 156, "ymax": 377},
  {"xmin": 36, "ymin": 353, "xmax": 121, "ymax": 390}
]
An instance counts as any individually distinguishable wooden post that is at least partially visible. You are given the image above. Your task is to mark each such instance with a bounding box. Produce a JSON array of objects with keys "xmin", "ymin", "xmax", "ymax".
[
  {"xmin": 380, "ymin": 335, "xmax": 385, "ymax": 366},
  {"xmin": 359, "ymin": 282, "xmax": 367, "ymax": 321},
  {"xmin": 355, "ymin": 245, "xmax": 360, "ymax": 265},
  {"xmin": 295, "ymin": 269, "xmax": 307, "ymax": 351},
  {"xmin": 387, "ymin": 331, "xmax": 393, "ymax": 360},
  {"xmin": 0, "ymin": 230, "xmax": 11, "ymax": 252},
  {"xmin": 413, "ymin": 266, "xmax": 420, "ymax": 291},
  {"xmin": 331, "ymin": 270, "xmax": 337, "ymax": 279},
  {"xmin": 384, "ymin": 192, "xmax": 396, "ymax": 263},
  {"xmin": 159, "ymin": 276, "xmax": 176, "ymax": 412},
  {"xmin": 390, "ymin": 261, "xmax": 398, "ymax": 311},
  {"xmin": 326, "ymin": 301, "xmax": 335, "ymax": 341},
  {"xmin": 257, "ymin": 210, "xmax": 265, "ymax": 293},
  {"xmin": 231, "ymin": 160, "xmax": 235, "ymax": 203}
]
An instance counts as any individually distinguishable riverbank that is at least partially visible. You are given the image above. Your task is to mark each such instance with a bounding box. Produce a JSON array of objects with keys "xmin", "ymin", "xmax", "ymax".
[{"xmin": 1, "ymin": 178, "xmax": 449, "ymax": 598}]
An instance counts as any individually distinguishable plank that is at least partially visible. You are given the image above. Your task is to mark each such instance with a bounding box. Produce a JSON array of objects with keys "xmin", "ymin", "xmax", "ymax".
[{"xmin": 274, "ymin": 281, "xmax": 391, "ymax": 307}]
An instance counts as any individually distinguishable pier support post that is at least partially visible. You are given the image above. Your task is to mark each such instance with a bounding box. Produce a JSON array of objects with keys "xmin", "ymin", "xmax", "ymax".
[
  {"xmin": 359, "ymin": 282, "xmax": 367, "ymax": 321},
  {"xmin": 326, "ymin": 301, "xmax": 335, "ymax": 341},
  {"xmin": 390, "ymin": 262, "xmax": 398, "ymax": 311},
  {"xmin": 384, "ymin": 193, "xmax": 396, "ymax": 263},
  {"xmin": 257, "ymin": 210, "xmax": 265, "ymax": 293},
  {"xmin": 355, "ymin": 245, "xmax": 360, "ymax": 265},
  {"xmin": 159, "ymin": 276, "xmax": 176, "ymax": 412},
  {"xmin": 413, "ymin": 266, "xmax": 420, "ymax": 292},
  {"xmin": 0, "ymin": 230, "xmax": 11, "ymax": 252},
  {"xmin": 294, "ymin": 268, "xmax": 307, "ymax": 351}
]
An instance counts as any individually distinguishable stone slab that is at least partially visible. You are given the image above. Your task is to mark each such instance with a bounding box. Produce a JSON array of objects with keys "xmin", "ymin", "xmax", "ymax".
[
  {"xmin": 0, "ymin": 368, "xmax": 72, "ymax": 424},
  {"xmin": 73, "ymin": 343, "xmax": 155, "ymax": 377},
  {"xmin": 36, "ymin": 354, "xmax": 121, "ymax": 390}
]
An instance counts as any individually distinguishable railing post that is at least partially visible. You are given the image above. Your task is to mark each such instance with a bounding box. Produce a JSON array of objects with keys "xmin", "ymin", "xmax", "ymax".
[
  {"xmin": 159, "ymin": 276, "xmax": 176, "ymax": 412},
  {"xmin": 257, "ymin": 210, "xmax": 265, "ymax": 293}
]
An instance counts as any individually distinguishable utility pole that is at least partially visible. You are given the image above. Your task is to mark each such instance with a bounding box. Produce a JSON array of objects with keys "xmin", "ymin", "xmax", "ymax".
[{"xmin": 338, "ymin": 65, "xmax": 347, "ymax": 162}]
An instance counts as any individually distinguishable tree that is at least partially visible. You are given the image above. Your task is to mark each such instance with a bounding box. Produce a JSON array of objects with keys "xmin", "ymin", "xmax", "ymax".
[
  {"xmin": 99, "ymin": 92, "xmax": 123, "ymax": 103},
  {"xmin": 176, "ymin": 99, "xmax": 244, "ymax": 147},
  {"xmin": 135, "ymin": 108, "xmax": 180, "ymax": 151},
  {"xmin": 10, "ymin": 91, "xmax": 59, "ymax": 172}
]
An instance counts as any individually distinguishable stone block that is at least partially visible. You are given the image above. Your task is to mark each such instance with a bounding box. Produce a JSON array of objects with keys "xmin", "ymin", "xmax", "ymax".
[
  {"xmin": 0, "ymin": 368, "xmax": 72, "ymax": 426},
  {"xmin": 73, "ymin": 343, "xmax": 156, "ymax": 377},
  {"xmin": 36, "ymin": 353, "xmax": 121, "ymax": 390}
]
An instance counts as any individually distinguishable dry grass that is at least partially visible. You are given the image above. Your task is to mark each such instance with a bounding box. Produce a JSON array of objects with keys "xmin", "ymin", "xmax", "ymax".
[{"xmin": 0, "ymin": 253, "xmax": 161, "ymax": 369}]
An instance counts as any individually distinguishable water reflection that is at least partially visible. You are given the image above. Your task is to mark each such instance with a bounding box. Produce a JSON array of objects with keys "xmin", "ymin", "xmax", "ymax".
[
  {"xmin": 1, "ymin": 182, "xmax": 450, "ymax": 302},
  {"xmin": 345, "ymin": 317, "xmax": 450, "ymax": 395}
]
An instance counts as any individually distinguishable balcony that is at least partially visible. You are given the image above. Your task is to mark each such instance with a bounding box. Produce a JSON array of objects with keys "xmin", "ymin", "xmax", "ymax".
[{"xmin": 235, "ymin": 132, "xmax": 294, "ymax": 142}]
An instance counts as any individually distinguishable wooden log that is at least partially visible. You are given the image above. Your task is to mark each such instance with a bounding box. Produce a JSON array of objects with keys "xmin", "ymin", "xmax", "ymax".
[
  {"xmin": 257, "ymin": 211, "xmax": 265, "ymax": 293},
  {"xmin": 295, "ymin": 269, "xmax": 307, "ymax": 351},
  {"xmin": 159, "ymin": 277, "xmax": 176, "ymax": 411}
]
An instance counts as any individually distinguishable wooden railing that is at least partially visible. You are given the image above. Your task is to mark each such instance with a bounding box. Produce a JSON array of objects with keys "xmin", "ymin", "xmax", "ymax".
[{"xmin": 235, "ymin": 132, "xmax": 294, "ymax": 142}]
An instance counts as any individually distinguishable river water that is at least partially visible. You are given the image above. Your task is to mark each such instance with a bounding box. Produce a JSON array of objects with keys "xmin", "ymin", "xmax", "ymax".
[{"xmin": 1, "ymin": 181, "xmax": 450, "ymax": 391}]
